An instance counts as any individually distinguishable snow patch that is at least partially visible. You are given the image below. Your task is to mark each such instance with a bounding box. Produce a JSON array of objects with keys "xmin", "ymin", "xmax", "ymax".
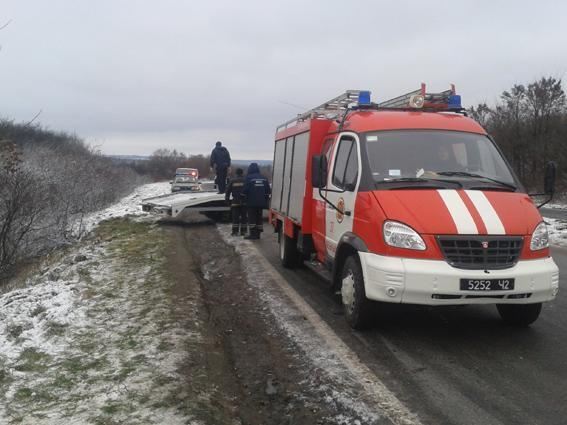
[
  {"xmin": 546, "ymin": 218, "xmax": 567, "ymax": 247},
  {"xmin": 70, "ymin": 181, "xmax": 170, "ymax": 236},
  {"xmin": 544, "ymin": 202, "xmax": 567, "ymax": 210},
  {"xmin": 0, "ymin": 182, "xmax": 202, "ymax": 424}
]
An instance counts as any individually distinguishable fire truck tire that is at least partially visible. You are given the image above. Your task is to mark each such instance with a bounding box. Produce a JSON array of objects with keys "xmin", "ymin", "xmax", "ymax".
[
  {"xmin": 279, "ymin": 227, "xmax": 300, "ymax": 268},
  {"xmin": 496, "ymin": 303, "xmax": 542, "ymax": 326},
  {"xmin": 341, "ymin": 255, "xmax": 372, "ymax": 329}
]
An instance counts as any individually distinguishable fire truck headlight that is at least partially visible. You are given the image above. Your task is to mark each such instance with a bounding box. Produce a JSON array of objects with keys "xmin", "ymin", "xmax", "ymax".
[
  {"xmin": 383, "ymin": 221, "xmax": 426, "ymax": 251},
  {"xmin": 530, "ymin": 221, "xmax": 549, "ymax": 251}
]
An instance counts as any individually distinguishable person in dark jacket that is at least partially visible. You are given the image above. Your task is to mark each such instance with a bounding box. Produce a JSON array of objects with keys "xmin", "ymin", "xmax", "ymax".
[
  {"xmin": 210, "ymin": 141, "xmax": 231, "ymax": 193},
  {"xmin": 242, "ymin": 163, "xmax": 271, "ymax": 240},
  {"xmin": 225, "ymin": 168, "xmax": 247, "ymax": 236}
]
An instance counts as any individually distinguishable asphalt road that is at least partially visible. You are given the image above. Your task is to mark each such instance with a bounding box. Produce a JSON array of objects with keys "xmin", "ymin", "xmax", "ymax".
[
  {"xmin": 255, "ymin": 231, "xmax": 567, "ymax": 425},
  {"xmin": 541, "ymin": 207, "xmax": 567, "ymax": 220}
]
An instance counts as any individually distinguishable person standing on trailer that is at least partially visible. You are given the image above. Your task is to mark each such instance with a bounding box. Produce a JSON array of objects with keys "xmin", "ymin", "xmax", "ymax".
[
  {"xmin": 210, "ymin": 141, "xmax": 231, "ymax": 193},
  {"xmin": 225, "ymin": 168, "xmax": 247, "ymax": 236},
  {"xmin": 242, "ymin": 163, "xmax": 271, "ymax": 240}
]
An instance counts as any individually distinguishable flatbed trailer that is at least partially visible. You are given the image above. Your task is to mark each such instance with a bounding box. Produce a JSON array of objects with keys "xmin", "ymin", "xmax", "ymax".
[{"xmin": 141, "ymin": 190, "xmax": 229, "ymax": 219}]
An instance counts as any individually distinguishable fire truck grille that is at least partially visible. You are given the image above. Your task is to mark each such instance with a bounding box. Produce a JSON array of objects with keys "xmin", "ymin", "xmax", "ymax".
[{"xmin": 437, "ymin": 236, "xmax": 523, "ymax": 270}]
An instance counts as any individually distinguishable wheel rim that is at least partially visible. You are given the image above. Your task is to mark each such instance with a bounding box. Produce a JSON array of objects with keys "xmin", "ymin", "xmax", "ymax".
[{"xmin": 341, "ymin": 269, "xmax": 356, "ymax": 314}]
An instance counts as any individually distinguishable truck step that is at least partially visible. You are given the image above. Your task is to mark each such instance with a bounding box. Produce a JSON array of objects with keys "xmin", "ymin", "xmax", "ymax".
[{"xmin": 303, "ymin": 260, "xmax": 332, "ymax": 283}]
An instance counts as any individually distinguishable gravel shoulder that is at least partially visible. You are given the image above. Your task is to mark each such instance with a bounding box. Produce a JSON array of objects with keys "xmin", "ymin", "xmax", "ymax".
[{"xmin": 173, "ymin": 221, "xmax": 395, "ymax": 425}]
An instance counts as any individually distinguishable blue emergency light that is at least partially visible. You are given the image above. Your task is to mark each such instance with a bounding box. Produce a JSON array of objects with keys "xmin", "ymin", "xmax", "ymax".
[
  {"xmin": 448, "ymin": 95, "xmax": 462, "ymax": 110},
  {"xmin": 358, "ymin": 91, "xmax": 371, "ymax": 106}
]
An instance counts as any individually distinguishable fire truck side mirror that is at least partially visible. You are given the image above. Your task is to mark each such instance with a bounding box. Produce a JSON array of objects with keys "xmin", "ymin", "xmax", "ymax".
[
  {"xmin": 312, "ymin": 155, "xmax": 328, "ymax": 188},
  {"xmin": 544, "ymin": 161, "xmax": 556, "ymax": 195}
]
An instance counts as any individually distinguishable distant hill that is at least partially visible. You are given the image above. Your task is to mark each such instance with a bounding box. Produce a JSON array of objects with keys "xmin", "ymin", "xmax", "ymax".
[
  {"xmin": 106, "ymin": 155, "xmax": 150, "ymax": 163},
  {"xmin": 231, "ymin": 159, "xmax": 272, "ymax": 167},
  {"xmin": 106, "ymin": 155, "xmax": 271, "ymax": 167}
]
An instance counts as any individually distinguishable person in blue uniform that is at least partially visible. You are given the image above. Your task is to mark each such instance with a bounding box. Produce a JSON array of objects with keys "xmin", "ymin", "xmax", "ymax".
[
  {"xmin": 225, "ymin": 168, "xmax": 247, "ymax": 236},
  {"xmin": 210, "ymin": 141, "xmax": 231, "ymax": 193},
  {"xmin": 242, "ymin": 163, "xmax": 271, "ymax": 240}
]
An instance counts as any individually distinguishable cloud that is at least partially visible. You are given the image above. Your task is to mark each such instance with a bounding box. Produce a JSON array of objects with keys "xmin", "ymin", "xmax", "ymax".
[{"xmin": 1, "ymin": 0, "xmax": 567, "ymax": 157}]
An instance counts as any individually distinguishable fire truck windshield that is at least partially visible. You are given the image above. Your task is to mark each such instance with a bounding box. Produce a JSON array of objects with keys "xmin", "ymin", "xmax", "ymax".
[{"xmin": 364, "ymin": 130, "xmax": 516, "ymax": 187}]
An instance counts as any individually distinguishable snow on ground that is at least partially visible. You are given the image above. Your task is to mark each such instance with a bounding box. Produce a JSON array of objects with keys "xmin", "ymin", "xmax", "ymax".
[
  {"xmin": 544, "ymin": 202, "xmax": 567, "ymax": 210},
  {"xmin": 0, "ymin": 182, "xmax": 201, "ymax": 424},
  {"xmin": 546, "ymin": 218, "xmax": 567, "ymax": 247},
  {"xmin": 540, "ymin": 200, "xmax": 567, "ymax": 247},
  {"xmin": 71, "ymin": 181, "xmax": 171, "ymax": 236}
]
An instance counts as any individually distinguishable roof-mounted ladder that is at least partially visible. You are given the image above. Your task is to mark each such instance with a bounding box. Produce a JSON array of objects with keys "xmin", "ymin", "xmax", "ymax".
[
  {"xmin": 377, "ymin": 83, "xmax": 456, "ymax": 109},
  {"xmin": 277, "ymin": 90, "xmax": 367, "ymax": 132},
  {"xmin": 276, "ymin": 84, "xmax": 460, "ymax": 133}
]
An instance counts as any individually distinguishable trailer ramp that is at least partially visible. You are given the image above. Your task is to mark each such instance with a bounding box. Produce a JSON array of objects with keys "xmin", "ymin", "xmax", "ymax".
[{"xmin": 141, "ymin": 190, "xmax": 229, "ymax": 219}]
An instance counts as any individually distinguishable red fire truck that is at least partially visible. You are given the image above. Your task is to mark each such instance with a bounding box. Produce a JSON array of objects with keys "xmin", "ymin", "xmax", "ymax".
[{"xmin": 269, "ymin": 85, "xmax": 559, "ymax": 329}]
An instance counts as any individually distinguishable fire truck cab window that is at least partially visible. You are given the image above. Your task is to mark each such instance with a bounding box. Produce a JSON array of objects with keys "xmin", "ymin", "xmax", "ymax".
[
  {"xmin": 332, "ymin": 137, "xmax": 358, "ymax": 190},
  {"xmin": 322, "ymin": 138, "xmax": 334, "ymax": 164}
]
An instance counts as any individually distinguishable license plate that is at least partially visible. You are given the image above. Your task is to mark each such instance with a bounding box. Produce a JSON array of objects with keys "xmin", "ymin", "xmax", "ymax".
[{"xmin": 460, "ymin": 278, "xmax": 515, "ymax": 291}]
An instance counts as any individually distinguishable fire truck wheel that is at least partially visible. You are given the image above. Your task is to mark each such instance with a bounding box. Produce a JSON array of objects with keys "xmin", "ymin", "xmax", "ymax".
[
  {"xmin": 279, "ymin": 227, "xmax": 300, "ymax": 268},
  {"xmin": 496, "ymin": 303, "xmax": 542, "ymax": 326},
  {"xmin": 341, "ymin": 255, "xmax": 372, "ymax": 329}
]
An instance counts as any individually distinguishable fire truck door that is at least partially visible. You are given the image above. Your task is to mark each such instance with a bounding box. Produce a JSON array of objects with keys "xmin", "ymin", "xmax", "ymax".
[{"xmin": 324, "ymin": 133, "xmax": 360, "ymax": 260}]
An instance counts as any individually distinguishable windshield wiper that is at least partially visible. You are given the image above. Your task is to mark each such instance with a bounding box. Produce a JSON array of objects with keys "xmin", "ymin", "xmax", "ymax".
[
  {"xmin": 375, "ymin": 177, "xmax": 462, "ymax": 188},
  {"xmin": 436, "ymin": 171, "xmax": 517, "ymax": 191}
]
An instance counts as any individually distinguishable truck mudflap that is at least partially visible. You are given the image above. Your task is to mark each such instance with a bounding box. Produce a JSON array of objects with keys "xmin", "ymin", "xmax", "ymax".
[
  {"xmin": 357, "ymin": 252, "xmax": 559, "ymax": 305},
  {"xmin": 141, "ymin": 191, "xmax": 229, "ymax": 219}
]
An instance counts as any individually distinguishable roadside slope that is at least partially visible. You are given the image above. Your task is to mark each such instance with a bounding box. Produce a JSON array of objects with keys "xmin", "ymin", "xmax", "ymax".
[{"xmin": 1, "ymin": 182, "xmax": 415, "ymax": 424}]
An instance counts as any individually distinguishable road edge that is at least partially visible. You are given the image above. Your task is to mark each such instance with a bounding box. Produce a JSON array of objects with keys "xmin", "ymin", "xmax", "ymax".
[{"xmin": 236, "ymin": 234, "xmax": 422, "ymax": 425}]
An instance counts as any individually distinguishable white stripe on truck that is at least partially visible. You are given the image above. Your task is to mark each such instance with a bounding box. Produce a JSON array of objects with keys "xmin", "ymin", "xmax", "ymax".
[
  {"xmin": 465, "ymin": 190, "xmax": 506, "ymax": 234},
  {"xmin": 437, "ymin": 190, "xmax": 478, "ymax": 234}
]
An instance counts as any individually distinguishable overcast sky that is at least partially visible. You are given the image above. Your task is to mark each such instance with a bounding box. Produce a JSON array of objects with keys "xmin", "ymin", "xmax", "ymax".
[{"xmin": 2, "ymin": 1, "xmax": 567, "ymax": 159}]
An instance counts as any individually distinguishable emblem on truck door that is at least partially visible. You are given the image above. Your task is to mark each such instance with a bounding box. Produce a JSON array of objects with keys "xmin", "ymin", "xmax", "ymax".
[{"xmin": 336, "ymin": 198, "xmax": 345, "ymax": 223}]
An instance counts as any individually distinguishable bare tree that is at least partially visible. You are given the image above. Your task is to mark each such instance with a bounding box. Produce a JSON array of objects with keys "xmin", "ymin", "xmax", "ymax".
[
  {"xmin": 0, "ymin": 120, "xmax": 145, "ymax": 280},
  {"xmin": 469, "ymin": 77, "xmax": 567, "ymax": 190},
  {"xmin": 135, "ymin": 149, "xmax": 214, "ymax": 181},
  {"xmin": 0, "ymin": 142, "xmax": 48, "ymax": 277}
]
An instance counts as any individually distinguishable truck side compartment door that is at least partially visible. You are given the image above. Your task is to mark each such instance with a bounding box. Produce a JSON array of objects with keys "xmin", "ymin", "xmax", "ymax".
[
  {"xmin": 324, "ymin": 133, "xmax": 360, "ymax": 260},
  {"xmin": 312, "ymin": 137, "xmax": 336, "ymax": 262}
]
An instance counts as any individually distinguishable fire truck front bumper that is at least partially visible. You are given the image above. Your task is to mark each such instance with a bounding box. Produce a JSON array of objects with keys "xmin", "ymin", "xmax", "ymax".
[{"xmin": 357, "ymin": 252, "xmax": 559, "ymax": 305}]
